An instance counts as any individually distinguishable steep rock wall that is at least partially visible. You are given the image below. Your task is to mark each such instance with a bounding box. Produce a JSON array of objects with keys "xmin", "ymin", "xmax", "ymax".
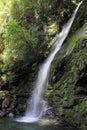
[{"xmin": 48, "ymin": 2, "xmax": 87, "ymax": 129}]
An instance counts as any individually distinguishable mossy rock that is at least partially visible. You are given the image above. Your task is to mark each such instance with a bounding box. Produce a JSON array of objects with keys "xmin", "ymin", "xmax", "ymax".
[{"xmin": 48, "ymin": 35, "xmax": 87, "ymax": 130}]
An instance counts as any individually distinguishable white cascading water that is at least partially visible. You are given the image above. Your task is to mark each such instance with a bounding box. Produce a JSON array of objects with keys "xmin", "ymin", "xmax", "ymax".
[{"xmin": 16, "ymin": 1, "xmax": 82, "ymax": 123}]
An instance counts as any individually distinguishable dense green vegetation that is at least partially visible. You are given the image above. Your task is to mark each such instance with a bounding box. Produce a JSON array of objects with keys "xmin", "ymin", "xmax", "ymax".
[
  {"xmin": 0, "ymin": 0, "xmax": 87, "ymax": 130},
  {"xmin": 0, "ymin": 0, "xmax": 77, "ymax": 94}
]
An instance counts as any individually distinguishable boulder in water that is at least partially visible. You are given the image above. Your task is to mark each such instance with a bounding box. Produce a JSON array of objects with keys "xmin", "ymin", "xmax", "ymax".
[
  {"xmin": 8, "ymin": 112, "xmax": 14, "ymax": 118},
  {"xmin": 0, "ymin": 111, "xmax": 5, "ymax": 117}
]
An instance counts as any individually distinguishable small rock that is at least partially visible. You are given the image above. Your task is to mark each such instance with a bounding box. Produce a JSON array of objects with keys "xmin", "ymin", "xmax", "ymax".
[
  {"xmin": 0, "ymin": 111, "xmax": 5, "ymax": 117},
  {"xmin": 8, "ymin": 113, "xmax": 14, "ymax": 118},
  {"xmin": 44, "ymin": 108, "xmax": 55, "ymax": 119}
]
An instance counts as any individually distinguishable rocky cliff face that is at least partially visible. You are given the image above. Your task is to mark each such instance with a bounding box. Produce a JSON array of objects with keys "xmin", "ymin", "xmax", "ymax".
[{"xmin": 48, "ymin": 1, "xmax": 87, "ymax": 129}]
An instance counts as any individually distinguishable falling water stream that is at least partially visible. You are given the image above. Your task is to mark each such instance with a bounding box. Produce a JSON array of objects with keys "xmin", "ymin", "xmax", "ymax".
[{"xmin": 16, "ymin": 1, "xmax": 82, "ymax": 123}]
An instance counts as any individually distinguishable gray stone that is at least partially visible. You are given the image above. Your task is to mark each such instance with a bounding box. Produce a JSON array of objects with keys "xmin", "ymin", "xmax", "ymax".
[
  {"xmin": 8, "ymin": 113, "xmax": 14, "ymax": 118},
  {"xmin": 0, "ymin": 111, "xmax": 5, "ymax": 117}
]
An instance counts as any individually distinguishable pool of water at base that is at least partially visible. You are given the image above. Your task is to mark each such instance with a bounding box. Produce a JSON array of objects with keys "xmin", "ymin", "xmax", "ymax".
[{"xmin": 0, "ymin": 118, "xmax": 79, "ymax": 130}]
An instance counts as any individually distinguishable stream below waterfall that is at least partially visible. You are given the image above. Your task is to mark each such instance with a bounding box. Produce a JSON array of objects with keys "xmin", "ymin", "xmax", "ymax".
[{"xmin": 0, "ymin": 119, "xmax": 79, "ymax": 130}]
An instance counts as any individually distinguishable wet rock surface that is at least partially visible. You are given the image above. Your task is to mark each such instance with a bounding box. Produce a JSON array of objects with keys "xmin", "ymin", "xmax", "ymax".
[{"xmin": 48, "ymin": 38, "xmax": 87, "ymax": 130}]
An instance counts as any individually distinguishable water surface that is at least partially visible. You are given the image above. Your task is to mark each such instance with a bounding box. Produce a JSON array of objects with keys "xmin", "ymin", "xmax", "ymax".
[{"xmin": 0, "ymin": 119, "xmax": 79, "ymax": 130}]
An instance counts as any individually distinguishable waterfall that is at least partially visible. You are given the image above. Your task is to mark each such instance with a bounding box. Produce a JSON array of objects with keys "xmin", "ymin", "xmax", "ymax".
[{"xmin": 16, "ymin": 1, "xmax": 82, "ymax": 123}]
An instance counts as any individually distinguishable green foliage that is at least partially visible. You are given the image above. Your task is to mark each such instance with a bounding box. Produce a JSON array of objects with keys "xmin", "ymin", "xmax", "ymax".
[
  {"xmin": 0, "ymin": 0, "xmax": 77, "ymax": 73},
  {"xmin": 5, "ymin": 20, "xmax": 38, "ymax": 50},
  {"xmin": 66, "ymin": 20, "xmax": 87, "ymax": 53},
  {"xmin": 0, "ymin": 0, "xmax": 47, "ymax": 73},
  {"xmin": 0, "ymin": 0, "xmax": 11, "ymax": 33},
  {"xmin": 10, "ymin": 0, "xmax": 39, "ymax": 27},
  {"xmin": 2, "ymin": 19, "xmax": 40, "ymax": 70},
  {"xmin": 0, "ymin": 91, "xmax": 5, "ymax": 99}
]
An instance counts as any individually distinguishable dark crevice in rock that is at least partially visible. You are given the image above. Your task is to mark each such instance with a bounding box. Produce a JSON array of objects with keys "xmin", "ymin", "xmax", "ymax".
[
  {"xmin": 76, "ymin": 90, "xmax": 87, "ymax": 96},
  {"xmin": 51, "ymin": 56, "xmax": 70, "ymax": 84},
  {"xmin": 76, "ymin": 67, "xmax": 87, "ymax": 88}
]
